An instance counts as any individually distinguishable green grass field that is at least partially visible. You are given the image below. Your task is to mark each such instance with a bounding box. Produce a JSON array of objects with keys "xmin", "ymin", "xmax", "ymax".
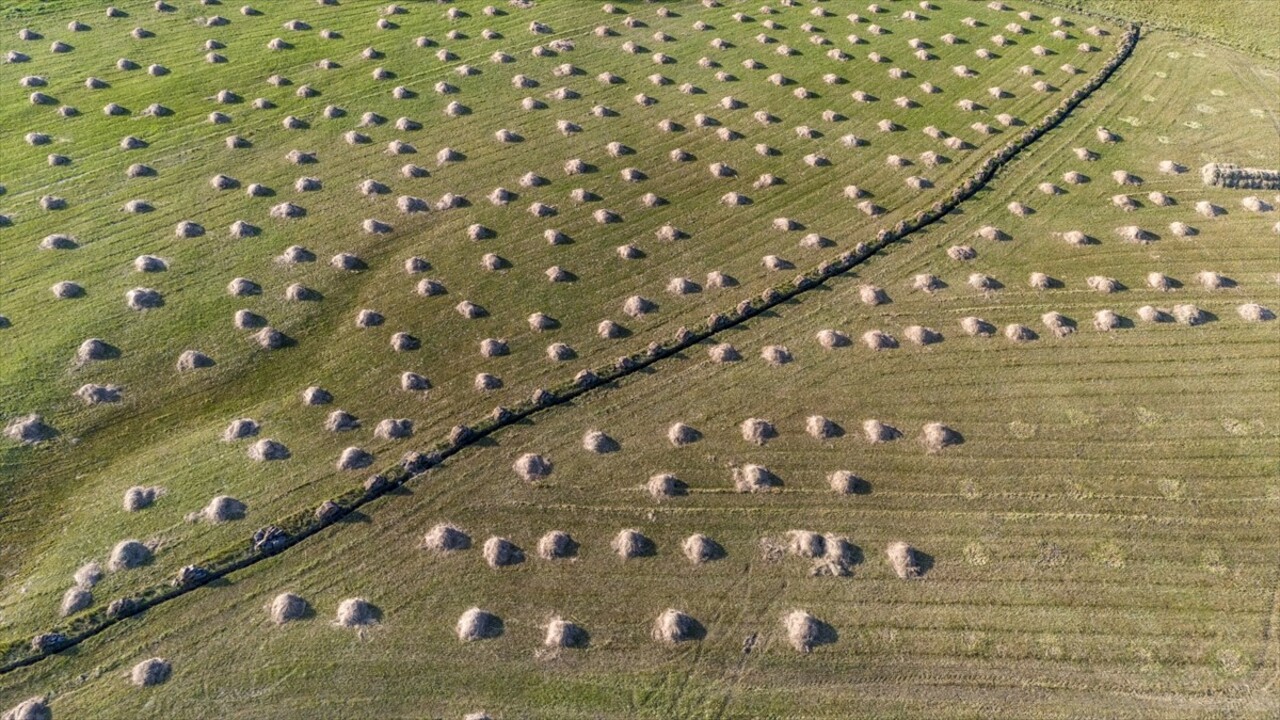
[{"xmin": 0, "ymin": 1, "xmax": 1276, "ymax": 718}]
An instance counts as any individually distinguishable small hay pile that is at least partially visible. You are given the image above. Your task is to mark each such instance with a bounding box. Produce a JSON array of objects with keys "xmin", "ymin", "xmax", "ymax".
[
  {"xmin": 1238, "ymin": 303, "xmax": 1275, "ymax": 322},
  {"xmin": 544, "ymin": 618, "xmax": 588, "ymax": 648},
  {"xmin": 1086, "ymin": 276, "xmax": 1122, "ymax": 293},
  {"xmin": 806, "ymin": 415, "xmax": 841, "ymax": 439},
  {"xmin": 1200, "ymin": 163, "xmax": 1280, "ymax": 190},
  {"xmin": 582, "ymin": 429, "xmax": 620, "ymax": 453},
  {"xmin": 741, "ymin": 418, "xmax": 777, "ymax": 445},
  {"xmin": 960, "ymin": 317, "xmax": 995, "ymax": 337},
  {"xmin": 196, "ymin": 495, "xmax": 246, "ymax": 523},
  {"xmin": 683, "ymin": 534, "xmax": 722, "ymax": 563},
  {"xmin": 708, "ymin": 343, "xmax": 741, "ymax": 363},
  {"xmin": 108, "ymin": 539, "xmax": 151, "ymax": 571},
  {"xmin": 130, "ymin": 658, "xmax": 171, "ymax": 687},
  {"xmin": 784, "ymin": 610, "xmax": 830, "ymax": 653},
  {"xmin": 513, "ymin": 453, "xmax": 552, "ymax": 481},
  {"xmin": 648, "ymin": 473, "xmax": 684, "ymax": 499},
  {"xmin": 538, "ymin": 531, "xmax": 576, "ymax": 560},
  {"xmin": 336, "ymin": 598, "xmax": 378, "ymax": 627},
  {"xmin": 921, "ymin": 423, "xmax": 963, "ymax": 452},
  {"xmin": 483, "ymin": 537, "xmax": 523, "ymax": 567},
  {"xmin": 761, "ymin": 345, "xmax": 792, "ymax": 365},
  {"xmin": 828, "ymin": 470, "xmax": 864, "ymax": 494},
  {"xmin": 668, "ymin": 422, "xmax": 702, "ymax": 446},
  {"xmin": 1042, "ymin": 312, "xmax": 1076, "ymax": 337},
  {"xmin": 1093, "ymin": 309, "xmax": 1122, "ymax": 331},
  {"xmin": 904, "ymin": 326, "xmax": 942, "ymax": 346},
  {"xmin": 269, "ymin": 592, "xmax": 308, "ymax": 624},
  {"xmin": 652, "ymin": 609, "xmax": 701, "ymax": 644},
  {"xmin": 612, "ymin": 529, "xmax": 654, "ymax": 558},
  {"xmin": 863, "ymin": 419, "xmax": 901, "ymax": 443},
  {"xmin": 734, "ymin": 464, "xmax": 781, "ymax": 492},
  {"xmin": 862, "ymin": 330, "xmax": 898, "ymax": 350},
  {"xmin": 1137, "ymin": 305, "xmax": 1172, "ymax": 323},
  {"xmin": 788, "ymin": 530, "xmax": 826, "ymax": 559},
  {"xmin": 887, "ymin": 541, "xmax": 923, "ymax": 578},
  {"xmin": 248, "ymin": 438, "xmax": 290, "ymax": 461},
  {"xmin": 1173, "ymin": 304, "xmax": 1208, "ymax": 326},
  {"xmin": 123, "ymin": 486, "xmax": 161, "ymax": 511},
  {"xmin": 816, "ymin": 329, "xmax": 851, "ymax": 348}
]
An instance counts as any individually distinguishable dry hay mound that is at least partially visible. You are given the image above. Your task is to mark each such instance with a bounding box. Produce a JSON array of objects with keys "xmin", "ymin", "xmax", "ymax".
[
  {"xmin": 61, "ymin": 587, "xmax": 92, "ymax": 617},
  {"xmin": 862, "ymin": 330, "xmax": 898, "ymax": 350},
  {"xmin": 960, "ymin": 317, "xmax": 996, "ymax": 337},
  {"xmin": 912, "ymin": 274, "xmax": 942, "ymax": 293},
  {"xmin": 77, "ymin": 383, "xmax": 122, "ymax": 405},
  {"xmin": 683, "ymin": 533, "xmax": 724, "ymax": 563},
  {"xmin": 1093, "ymin": 309, "xmax": 1123, "ymax": 331},
  {"xmin": 457, "ymin": 607, "xmax": 502, "ymax": 641},
  {"xmin": 1238, "ymin": 303, "xmax": 1275, "ymax": 322},
  {"xmin": 1200, "ymin": 163, "xmax": 1280, "ymax": 191},
  {"xmin": 248, "ymin": 438, "xmax": 290, "ymax": 461},
  {"xmin": 335, "ymin": 597, "xmax": 378, "ymax": 627},
  {"xmin": 483, "ymin": 537, "xmax": 524, "ymax": 567},
  {"xmin": 1194, "ymin": 200, "xmax": 1225, "ymax": 218},
  {"xmin": 130, "ymin": 657, "xmax": 171, "ymax": 687},
  {"xmin": 948, "ymin": 245, "xmax": 977, "ymax": 261},
  {"xmin": 828, "ymin": 470, "xmax": 865, "ymax": 494},
  {"xmin": 1137, "ymin": 305, "xmax": 1172, "ymax": 324},
  {"xmin": 903, "ymin": 325, "xmax": 942, "ymax": 346},
  {"xmin": 269, "ymin": 592, "xmax": 309, "ymax": 623},
  {"xmin": 513, "ymin": 453, "xmax": 552, "ymax": 481},
  {"xmin": 108, "ymin": 539, "xmax": 151, "ymax": 571},
  {"xmin": 805, "ymin": 415, "xmax": 842, "ymax": 439},
  {"xmin": 1173, "ymin": 304, "xmax": 1208, "ymax": 326},
  {"xmin": 582, "ymin": 429, "xmax": 621, "ymax": 453},
  {"xmin": 863, "ymin": 419, "xmax": 902, "ymax": 443},
  {"xmin": 647, "ymin": 473, "xmax": 685, "ymax": 499},
  {"xmin": 785, "ymin": 610, "xmax": 834, "ymax": 653},
  {"xmin": 740, "ymin": 418, "xmax": 777, "ymax": 445},
  {"xmin": 1195, "ymin": 271, "xmax": 1232, "ymax": 290},
  {"xmin": 423, "ymin": 523, "xmax": 471, "ymax": 552},
  {"xmin": 2, "ymin": 698, "xmax": 51, "ymax": 720},
  {"xmin": 887, "ymin": 541, "xmax": 924, "ymax": 578},
  {"xmin": 1087, "ymin": 275, "xmax": 1123, "ymax": 293},
  {"xmin": 336, "ymin": 446, "xmax": 373, "ymax": 470},
  {"xmin": 1169, "ymin": 222, "xmax": 1197, "ymax": 237},
  {"xmin": 74, "ymin": 563, "xmax": 102, "ymax": 589},
  {"xmin": 788, "ymin": 530, "xmax": 826, "ymax": 559},
  {"xmin": 125, "ymin": 287, "xmax": 163, "ymax": 310},
  {"xmin": 325, "ymin": 410, "xmax": 360, "ymax": 432},
  {"xmin": 537, "ymin": 530, "xmax": 577, "ymax": 560},
  {"xmin": 668, "ymin": 422, "xmax": 702, "ymax": 446},
  {"xmin": 652, "ymin": 609, "xmax": 702, "ymax": 644},
  {"xmin": 123, "ymin": 486, "xmax": 161, "ymax": 511},
  {"xmin": 612, "ymin": 528, "xmax": 655, "ymax": 558},
  {"xmin": 197, "ymin": 495, "xmax": 246, "ymax": 523},
  {"xmin": 921, "ymin": 423, "xmax": 963, "ymax": 452},
  {"xmin": 734, "ymin": 463, "xmax": 782, "ymax": 492},
  {"xmin": 375, "ymin": 418, "xmax": 412, "ymax": 440},
  {"xmin": 761, "ymin": 345, "xmax": 792, "ymax": 365},
  {"xmin": 708, "ymin": 343, "xmax": 741, "ymax": 363},
  {"xmin": 544, "ymin": 618, "xmax": 588, "ymax": 648},
  {"xmin": 1041, "ymin": 312, "xmax": 1076, "ymax": 337},
  {"xmin": 816, "ymin": 329, "xmax": 851, "ymax": 348},
  {"xmin": 302, "ymin": 386, "xmax": 332, "ymax": 405}
]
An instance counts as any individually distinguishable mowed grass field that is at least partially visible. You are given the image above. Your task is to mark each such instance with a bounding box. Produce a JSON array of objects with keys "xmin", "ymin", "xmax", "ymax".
[
  {"xmin": 0, "ymin": 0, "xmax": 1123, "ymax": 644},
  {"xmin": 1, "ymin": 5, "xmax": 1276, "ymax": 717}
]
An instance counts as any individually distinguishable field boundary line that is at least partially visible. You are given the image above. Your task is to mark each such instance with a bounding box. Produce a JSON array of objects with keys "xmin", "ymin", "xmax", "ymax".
[{"xmin": 0, "ymin": 20, "xmax": 1142, "ymax": 675}]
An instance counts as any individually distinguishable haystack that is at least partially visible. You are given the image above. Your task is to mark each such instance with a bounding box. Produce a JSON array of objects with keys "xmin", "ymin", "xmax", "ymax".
[
  {"xmin": 1238, "ymin": 303, "xmax": 1275, "ymax": 322},
  {"xmin": 61, "ymin": 587, "xmax": 92, "ymax": 616},
  {"xmin": 816, "ymin": 329, "xmax": 851, "ymax": 348},
  {"xmin": 1137, "ymin": 306, "xmax": 1172, "ymax": 323},
  {"xmin": 1093, "ymin": 309, "xmax": 1122, "ymax": 331},
  {"xmin": 1169, "ymin": 222, "xmax": 1197, "ymax": 237},
  {"xmin": 269, "ymin": 592, "xmax": 308, "ymax": 624},
  {"xmin": 960, "ymin": 317, "xmax": 996, "ymax": 337},
  {"xmin": 613, "ymin": 529, "xmax": 654, "ymax": 558},
  {"xmin": 198, "ymin": 495, "xmax": 246, "ymax": 523},
  {"xmin": 828, "ymin": 470, "xmax": 864, "ymax": 494},
  {"xmin": 77, "ymin": 384, "xmax": 122, "ymax": 405},
  {"xmin": 708, "ymin": 343, "xmax": 741, "ymax": 363},
  {"xmin": 734, "ymin": 464, "xmax": 781, "ymax": 492},
  {"xmin": 1195, "ymin": 271, "xmax": 1230, "ymax": 290},
  {"xmin": 122, "ymin": 486, "xmax": 160, "ymax": 511},
  {"xmin": 653, "ymin": 609, "xmax": 701, "ymax": 643},
  {"xmin": 302, "ymin": 387, "xmax": 331, "ymax": 405},
  {"xmin": 863, "ymin": 330, "xmax": 898, "ymax": 350},
  {"xmin": 788, "ymin": 530, "xmax": 826, "ymax": 559},
  {"xmin": 336, "ymin": 598, "xmax": 378, "ymax": 627},
  {"xmin": 483, "ymin": 537, "xmax": 523, "ymax": 567},
  {"xmin": 785, "ymin": 610, "xmax": 831, "ymax": 652},
  {"xmin": 912, "ymin": 274, "xmax": 942, "ymax": 293},
  {"xmin": 77, "ymin": 338, "xmax": 116, "ymax": 362},
  {"xmin": 741, "ymin": 418, "xmax": 777, "ymax": 445},
  {"xmin": 177, "ymin": 350, "xmax": 215, "ymax": 370},
  {"xmin": 1042, "ymin": 312, "xmax": 1076, "ymax": 337},
  {"xmin": 761, "ymin": 345, "xmax": 793, "ymax": 365},
  {"xmin": 582, "ymin": 430, "xmax": 620, "ymax": 454},
  {"xmin": 248, "ymin": 438, "xmax": 289, "ymax": 461},
  {"xmin": 336, "ymin": 447, "xmax": 373, "ymax": 470},
  {"xmin": 375, "ymin": 418, "xmax": 412, "ymax": 440},
  {"xmin": 1173, "ymin": 304, "xmax": 1207, "ymax": 326},
  {"xmin": 921, "ymin": 423, "xmax": 963, "ymax": 452},
  {"xmin": 513, "ymin": 453, "xmax": 552, "ymax": 481},
  {"xmin": 223, "ymin": 418, "xmax": 259, "ymax": 441},
  {"xmin": 51, "ymin": 281, "xmax": 83, "ymax": 299},
  {"xmin": 2, "ymin": 698, "xmax": 50, "ymax": 720},
  {"xmin": 863, "ymin": 419, "xmax": 902, "ymax": 443},
  {"xmin": 131, "ymin": 657, "xmax": 171, "ymax": 687},
  {"xmin": 805, "ymin": 415, "xmax": 840, "ymax": 439},
  {"xmin": 1117, "ymin": 225, "xmax": 1156, "ymax": 243},
  {"xmin": 887, "ymin": 541, "xmax": 923, "ymax": 578},
  {"xmin": 537, "ymin": 531, "xmax": 576, "ymax": 560},
  {"xmin": 682, "ymin": 534, "xmax": 722, "ymax": 563},
  {"xmin": 668, "ymin": 422, "xmax": 702, "ymax": 447},
  {"xmin": 1086, "ymin": 276, "xmax": 1122, "ymax": 293},
  {"xmin": 109, "ymin": 539, "xmax": 151, "ymax": 571},
  {"xmin": 904, "ymin": 326, "xmax": 942, "ymax": 345}
]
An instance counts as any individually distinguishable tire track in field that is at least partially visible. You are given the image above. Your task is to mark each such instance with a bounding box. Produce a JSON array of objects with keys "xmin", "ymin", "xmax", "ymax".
[{"xmin": 0, "ymin": 20, "xmax": 1144, "ymax": 676}]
